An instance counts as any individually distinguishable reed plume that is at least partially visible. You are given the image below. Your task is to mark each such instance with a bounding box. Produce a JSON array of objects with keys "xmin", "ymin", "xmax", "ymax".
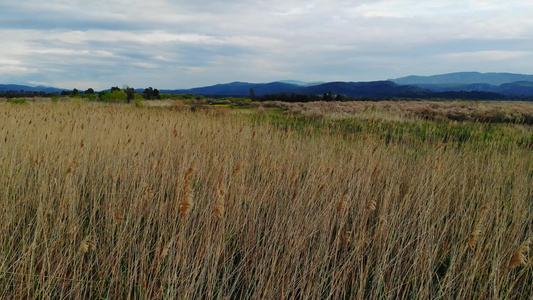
[
  {"xmin": 161, "ymin": 238, "xmax": 174, "ymax": 259},
  {"xmin": 509, "ymin": 238, "xmax": 531, "ymax": 269},
  {"xmin": 79, "ymin": 236, "xmax": 95, "ymax": 253},
  {"xmin": 468, "ymin": 204, "xmax": 489, "ymax": 248},
  {"xmin": 337, "ymin": 195, "xmax": 347, "ymax": 213},
  {"xmin": 366, "ymin": 199, "xmax": 377, "ymax": 212},
  {"xmin": 180, "ymin": 164, "xmax": 195, "ymax": 217},
  {"xmin": 214, "ymin": 180, "xmax": 225, "ymax": 219}
]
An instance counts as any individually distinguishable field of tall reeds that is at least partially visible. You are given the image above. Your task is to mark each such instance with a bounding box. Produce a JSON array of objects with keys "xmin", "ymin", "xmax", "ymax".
[{"xmin": 0, "ymin": 100, "xmax": 532, "ymax": 299}]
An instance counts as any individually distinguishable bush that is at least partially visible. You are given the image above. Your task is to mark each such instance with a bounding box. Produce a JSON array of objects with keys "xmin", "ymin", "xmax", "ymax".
[
  {"xmin": 134, "ymin": 98, "xmax": 144, "ymax": 108},
  {"xmin": 83, "ymin": 94, "xmax": 98, "ymax": 101},
  {"xmin": 98, "ymin": 90, "xmax": 127, "ymax": 102},
  {"xmin": 6, "ymin": 98, "xmax": 27, "ymax": 104}
]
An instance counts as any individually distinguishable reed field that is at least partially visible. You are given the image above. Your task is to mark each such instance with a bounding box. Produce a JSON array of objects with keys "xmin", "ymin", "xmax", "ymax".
[{"xmin": 0, "ymin": 100, "xmax": 532, "ymax": 299}]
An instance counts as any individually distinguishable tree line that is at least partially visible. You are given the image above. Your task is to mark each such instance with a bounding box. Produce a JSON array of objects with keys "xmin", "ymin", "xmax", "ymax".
[
  {"xmin": 4, "ymin": 86, "xmax": 533, "ymax": 102},
  {"xmin": 1, "ymin": 86, "xmax": 164, "ymax": 102}
]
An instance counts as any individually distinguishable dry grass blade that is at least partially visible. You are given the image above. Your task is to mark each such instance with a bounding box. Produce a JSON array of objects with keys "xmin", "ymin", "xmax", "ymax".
[
  {"xmin": 180, "ymin": 164, "xmax": 195, "ymax": 217},
  {"xmin": 161, "ymin": 238, "xmax": 174, "ymax": 259}
]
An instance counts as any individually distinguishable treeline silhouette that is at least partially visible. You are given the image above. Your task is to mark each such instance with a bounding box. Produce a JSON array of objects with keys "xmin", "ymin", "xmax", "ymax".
[
  {"xmin": 3, "ymin": 88, "xmax": 533, "ymax": 102},
  {"xmin": 256, "ymin": 91, "xmax": 533, "ymax": 102},
  {"xmin": 0, "ymin": 90, "xmax": 60, "ymax": 98}
]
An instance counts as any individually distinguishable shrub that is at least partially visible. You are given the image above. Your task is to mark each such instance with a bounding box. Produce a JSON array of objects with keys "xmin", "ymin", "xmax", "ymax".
[
  {"xmin": 98, "ymin": 90, "xmax": 127, "ymax": 102},
  {"xmin": 134, "ymin": 98, "xmax": 144, "ymax": 108},
  {"xmin": 83, "ymin": 94, "xmax": 98, "ymax": 101},
  {"xmin": 6, "ymin": 98, "xmax": 27, "ymax": 104}
]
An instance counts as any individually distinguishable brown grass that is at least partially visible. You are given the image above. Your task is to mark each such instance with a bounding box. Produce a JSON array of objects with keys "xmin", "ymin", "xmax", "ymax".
[
  {"xmin": 278, "ymin": 100, "xmax": 533, "ymax": 124},
  {"xmin": 0, "ymin": 101, "xmax": 532, "ymax": 298}
]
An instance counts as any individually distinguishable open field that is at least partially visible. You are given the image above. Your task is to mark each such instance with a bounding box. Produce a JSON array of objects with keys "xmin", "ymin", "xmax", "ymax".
[{"xmin": 1, "ymin": 100, "xmax": 532, "ymax": 298}]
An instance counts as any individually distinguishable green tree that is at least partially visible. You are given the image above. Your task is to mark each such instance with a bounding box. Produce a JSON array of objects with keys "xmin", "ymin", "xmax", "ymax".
[
  {"xmin": 143, "ymin": 87, "xmax": 154, "ymax": 100},
  {"xmin": 123, "ymin": 85, "xmax": 135, "ymax": 103},
  {"xmin": 125, "ymin": 88, "xmax": 135, "ymax": 103},
  {"xmin": 249, "ymin": 88, "xmax": 256, "ymax": 101}
]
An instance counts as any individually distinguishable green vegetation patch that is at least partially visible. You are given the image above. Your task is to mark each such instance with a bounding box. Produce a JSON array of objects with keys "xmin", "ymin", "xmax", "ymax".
[
  {"xmin": 254, "ymin": 113, "xmax": 533, "ymax": 149},
  {"xmin": 6, "ymin": 98, "xmax": 27, "ymax": 104}
]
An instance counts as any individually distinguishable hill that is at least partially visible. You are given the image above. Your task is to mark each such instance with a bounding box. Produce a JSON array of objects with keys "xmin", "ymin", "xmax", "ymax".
[
  {"xmin": 0, "ymin": 84, "xmax": 64, "ymax": 93},
  {"xmin": 159, "ymin": 80, "xmax": 427, "ymax": 98},
  {"xmin": 395, "ymin": 81, "xmax": 533, "ymax": 96},
  {"xmin": 392, "ymin": 72, "xmax": 533, "ymax": 86},
  {"xmin": 296, "ymin": 81, "xmax": 427, "ymax": 98},
  {"xmin": 159, "ymin": 82, "xmax": 300, "ymax": 96}
]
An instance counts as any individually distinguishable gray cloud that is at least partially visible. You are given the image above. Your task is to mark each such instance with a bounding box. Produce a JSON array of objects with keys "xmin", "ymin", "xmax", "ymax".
[{"xmin": 1, "ymin": 0, "xmax": 533, "ymax": 89}]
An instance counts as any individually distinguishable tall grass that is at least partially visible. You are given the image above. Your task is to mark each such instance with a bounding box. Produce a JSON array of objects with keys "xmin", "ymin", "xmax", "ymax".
[{"xmin": 0, "ymin": 102, "xmax": 532, "ymax": 298}]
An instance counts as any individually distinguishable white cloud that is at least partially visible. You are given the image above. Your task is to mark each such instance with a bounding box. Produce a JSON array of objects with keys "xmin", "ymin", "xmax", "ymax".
[
  {"xmin": 440, "ymin": 51, "xmax": 533, "ymax": 62},
  {"xmin": 1, "ymin": 0, "xmax": 533, "ymax": 88},
  {"xmin": 51, "ymin": 80, "xmax": 104, "ymax": 90},
  {"xmin": 28, "ymin": 81, "xmax": 51, "ymax": 86},
  {"xmin": 133, "ymin": 62, "xmax": 158, "ymax": 69},
  {"xmin": 185, "ymin": 67, "xmax": 206, "ymax": 73},
  {"xmin": 0, "ymin": 65, "xmax": 38, "ymax": 75},
  {"xmin": 154, "ymin": 55, "xmax": 173, "ymax": 62}
]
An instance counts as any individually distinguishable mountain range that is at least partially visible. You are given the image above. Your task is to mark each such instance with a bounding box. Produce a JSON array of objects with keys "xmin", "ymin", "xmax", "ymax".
[
  {"xmin": 153, "ymin": 80, "xmax": 428, "ymax": 98},
  {"xmin": 391, "ymin": 72, "xmax": 533, "ymax": 86},
  {"xmin": 155, "ymin": 72, "xmax": 533, "ymax": 98},
  {"xmin": 391, "ymin": 72, "xmax": 533, "ymax": 96},
  {"xmin": 0, "ymin": 84, "xmax": 64, "ymax": 93},
  {"xmin": 3, "ymin": 72, "xmax": 533, "ymax": 99}
]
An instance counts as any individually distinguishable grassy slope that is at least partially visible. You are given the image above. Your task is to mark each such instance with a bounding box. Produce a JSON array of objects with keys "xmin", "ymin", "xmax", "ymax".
[{"xmin": 0, "ymin": 101, "xmax": 532, "ymax": 299}]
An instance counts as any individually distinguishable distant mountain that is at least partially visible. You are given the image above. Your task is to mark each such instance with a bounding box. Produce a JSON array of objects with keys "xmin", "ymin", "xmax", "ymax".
[
  {"xmin": 412, "ymin": 83, "xmax": 500, "ymax": 93},
  {"xmin": 392, "ymin": 81, "xmax": 533, "ymax": 96},
  {"xmin": 392, "ymin": 72, "xmax": 533, "ymax": 86},
  {"xmin": 389, "ymin": 72, "xmax": 533, "ymax": 96},
  {"xmin": 4, "ymin": 73, "xmax": 533, "ymax": 100},
  {"xmin": 160, "ymin": 81, "xmax": 301, "ymax": 96},
  {"xmin": 297, "ymin": 81, "xmax": 427, "ymax": 98},
  {"xmin": 276, "ymin": 80, "xmax": 325, "ymax": 86},
  {"xmin": 0, "ymin": 84, "xmax": 64, "ymax": 93},
  {"xmin": 496, "ymin": 81, "xmax": 533, "ymax": 96},
  {"xmin": 157, "ymin": 80, "xmax": 427, "ymax": 98}
]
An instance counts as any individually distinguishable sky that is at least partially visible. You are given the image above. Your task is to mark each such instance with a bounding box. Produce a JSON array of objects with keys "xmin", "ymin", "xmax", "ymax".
[{"xmin": 1, "ymin": 0, "xmax": 533, "ymax": 90}]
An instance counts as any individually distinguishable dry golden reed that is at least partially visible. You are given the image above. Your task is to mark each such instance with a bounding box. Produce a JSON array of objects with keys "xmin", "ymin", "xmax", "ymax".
[
  {"xmin": 78, "ymin": 236, "xmax": 95, "ymax": 253},
  {"xmin": 468, "ymin": 204, "xmax": 489, "ymax": 248},
  {"xmin": 2, "ymin": 101, "xmax": 533, "ymax": 299},
  {"xmin": 180, "ymin": 164, "xmax": 195, "ymax": 217},
  {"xmin": 366, "ymin": 199, "xmax": 377, "ymax": 212},
  {"xmin": 160, "ymin": 238, "xmax": 173, "ymax": 259},
  {"xmin": 233, "ymin": 162, "xmax": 244, "ymax": 176},
  {"xmin": 214, "ymin": 180, "xmax": 225, "ymax": 219},
  {"xmin": 336, "ymin": 195, "xmax": 347, "ymax": 213}
]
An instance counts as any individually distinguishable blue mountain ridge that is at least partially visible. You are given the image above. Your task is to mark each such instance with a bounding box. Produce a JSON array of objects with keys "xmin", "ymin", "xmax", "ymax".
[
  {"xmin": 0, "ymin": 84, "xmax": 64, "ymax": 93},
  {"xmin": 3, "ymin": 72, "xmax": 533, "ymax": 98}
]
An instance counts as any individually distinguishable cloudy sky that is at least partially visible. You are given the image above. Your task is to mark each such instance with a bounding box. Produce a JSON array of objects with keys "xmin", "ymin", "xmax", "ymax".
[{"xmin": 1, "ymin": 0, "xmax": 533, "ymax": 90}]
